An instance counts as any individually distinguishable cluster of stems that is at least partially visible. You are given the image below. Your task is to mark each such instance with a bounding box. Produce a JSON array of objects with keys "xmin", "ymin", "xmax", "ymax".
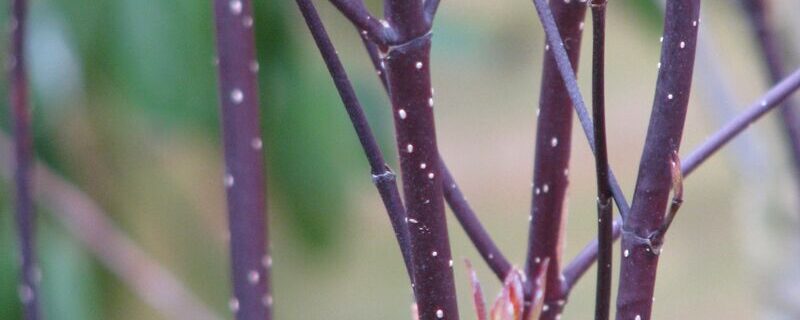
[
  {"xmin": 293, "ymin": 0, "xmax": 800, "ymax": 319},
  {"xmin": 11, "ymin": 0, "xmax": 800, "ymax": 319}
]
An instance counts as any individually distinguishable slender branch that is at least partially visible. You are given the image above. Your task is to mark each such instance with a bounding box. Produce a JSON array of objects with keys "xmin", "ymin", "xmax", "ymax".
[
  {"xmin": 682, "ymin": 67, "xmax": 800, "ymax": 175},
  {"xmin": 360, "ymin": 32, "xmax": 390, "ymax": 91},
  {"xmin": 523, "ymin": 1, "xmax": 587, "ymax": 319},
  {"xmin": 328, "ymin": 0, "xmax": 397, "ymax": 46},
  {"xmin": 590, "ymin": 1, "xmax": 611, "ymax": 320},
  {"xmin": 440, "ymin": 161, "xmax": 512, "ymax": 279},
  {"xmin": 562, "ymin": 219, "xmax": 621, "ymax": 292},
  {"xmin": 211, "ymin": 0, "xmax": 271, "ymax": 318},
  {"xmin": 383, "ymin": 0, "xmax": 460, "ymax": 318},
  {"xmin": 563, "ymin": 65, "xmax": 800, "ymax": 294},
  {"xmin": 295, "ymin": 0, "xmax": 413, "ymax": 280},
  {"xmin": 0, "ymin": 133, "xmax": 223, "ymax": 320},
  {"xmin": 739, "ymin": 0, "xmax": 800, "ymax": 183},
  {"xmin": 616, "ymin": 1, "xmax": 700, "ymax": 318},
  {"xmin": 8, "ymin": 0, "xmax": 40, "ymax": 317}
]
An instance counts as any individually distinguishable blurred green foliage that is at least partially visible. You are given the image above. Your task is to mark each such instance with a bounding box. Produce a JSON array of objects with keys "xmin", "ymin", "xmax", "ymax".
[{"xmin": 0, "ymin": 0, "xmax": 373, "ymax": 318}]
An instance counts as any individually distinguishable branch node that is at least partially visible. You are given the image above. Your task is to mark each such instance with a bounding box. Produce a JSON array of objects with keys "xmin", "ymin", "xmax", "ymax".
[
  {"xmin": 383, "ymin": 31, "xmax": 433, "ymax": 58},
  {"xmin": 371, "ymin": 166, "xmax": 397, "ymax": 185}
]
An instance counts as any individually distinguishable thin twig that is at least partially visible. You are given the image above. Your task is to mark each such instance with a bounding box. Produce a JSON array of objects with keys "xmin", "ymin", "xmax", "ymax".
[
  {"xmin": 739, "ymin": 0, "xmax": 800, "ymax": 183},
  {"xmin": 441, "ymin": 162, "xmax": 512, "ymax": 279},
  {"xmin": 211, "ymin": 0, "xmax": 271, "ymax": 318},
  {"xmin": 295, "ymin": 0, "xmax": 413, "ymax": 280},
  {"xmin": 682, "ymin": 67, "xmax": 800, "ymax": 175},
  {"xmin": 590, "ymin": 1, "xmax": 611, "ymax": 319},
  {"xmin": 8, "ymin": 0, "xmax": 39, "ymax": 317},
  {"xmin": 0, "ymin": 133, "xmax": 223, "ymax": 320},
  {"xmin": 523, "ymin": 1, "xmax": 588, "ymax": 319}
]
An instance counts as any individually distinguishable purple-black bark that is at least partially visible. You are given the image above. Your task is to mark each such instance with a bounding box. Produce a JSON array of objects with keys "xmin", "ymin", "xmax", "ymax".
[
  {"xmin": 616, "ymin": 1, "xmax": 700, "ymax": 318},
  {"xmin": 523, "ymin": 1, "xmax": 587, "ymax": 318},
  {"xmin": 211, "ymin": 0, "xmax": 271, "ymax": 318},
  {"xmin": 383, "ymin": 1, "xmax": 460, "ymax": 318}
]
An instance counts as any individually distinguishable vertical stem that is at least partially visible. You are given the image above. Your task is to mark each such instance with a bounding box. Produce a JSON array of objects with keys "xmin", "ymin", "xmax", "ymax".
[
  {"xmin": 616, "ymin": 1, "xmax": 700, "ymax": 319},
  {"xmin": 739, "ymin": 0, "xmax": 800, "ymax": 184},
  {"xmin": 211, "ymin": 0, "xmax": 271, "ymax": 318},
  {"xmin": 360, "ymin": 30, "xmax": 512, "ymax": 282},
  {"xmin": 590, "ymin": 1, "xmax": 611, "ymax": 320},
  {"xmin": 384, "ymin": 0, "xmax": 459, "ymax": 318},
  {"xmin": 8, "ymin": 0, "xmax": 40, "ymax": 318},
  {"xmin": 523, "ymin": 1, "xmax": 587, "ymax": 318}
]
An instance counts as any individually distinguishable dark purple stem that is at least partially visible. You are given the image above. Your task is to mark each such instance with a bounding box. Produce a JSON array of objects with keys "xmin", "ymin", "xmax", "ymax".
[
  {"xmin": 530, "ymin": 0, "xmax": 631, "ymax": 218},
  {"xmin": 590, "ymin": 1, "xmax": 611, "ymax": 320},
  {"xmin": 8, "ymin": 0, "xmax": 39, "ymax": 318},
  {"xmin": 211, "ymin": 0, "xmax": 271, "ymax": 318},
  {"xmin": 739, "ymin": 0, "xmax": 800, "ymax": 183},
  {"xmin": 523, "ymin": 1, "xmax": 587, "ymax": 319},
  {"xmin": 440, "ymin": 161, "xmax": 512, "ymax": 280},
  {"xmin": 295, "ymin": 0, "xmax": 413, "ymax": 280},
  {"xmin": 360, "ymin": 27, "xmax": 512, "ymax": 282},
  {"xmin": 616, "ymin": 1, "xmax": 700, "ymax": 319},
  {"xmin": 384, "ymin": 0, "xmax": 459, "ymax": 318},
  {"xmin": 564, "ymin": 65, "xmax": 800, "ymax": 295}
]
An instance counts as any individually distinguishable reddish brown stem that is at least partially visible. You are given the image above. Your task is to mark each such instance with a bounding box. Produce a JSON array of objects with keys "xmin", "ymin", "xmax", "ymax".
[
  {"xmin": 384, "ymin": 0, "xmax": 459, "ymax": 317},
  {"xmin": 523, "ymin": 1, "xmax": 587, "ymax": 319},
  {"xmin": 211, "ymin": 0, "xmax": 271, "ymax": 318},
  {"xmin": 616, "ymin": 1, "xmax": 700, "ymax": 319},
  {"xmin": 360, "ymin": 27, "xmax": 513, "ymax": 282}
]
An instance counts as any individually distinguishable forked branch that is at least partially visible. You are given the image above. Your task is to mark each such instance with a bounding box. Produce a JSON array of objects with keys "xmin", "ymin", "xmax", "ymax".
[
  {"xmin": 328, "ymin": 0, "xmax": 397, "ymax": 45},
  {"xmin": 562, "ymin": 66, "xmax": 800, "ymax": 295}
]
